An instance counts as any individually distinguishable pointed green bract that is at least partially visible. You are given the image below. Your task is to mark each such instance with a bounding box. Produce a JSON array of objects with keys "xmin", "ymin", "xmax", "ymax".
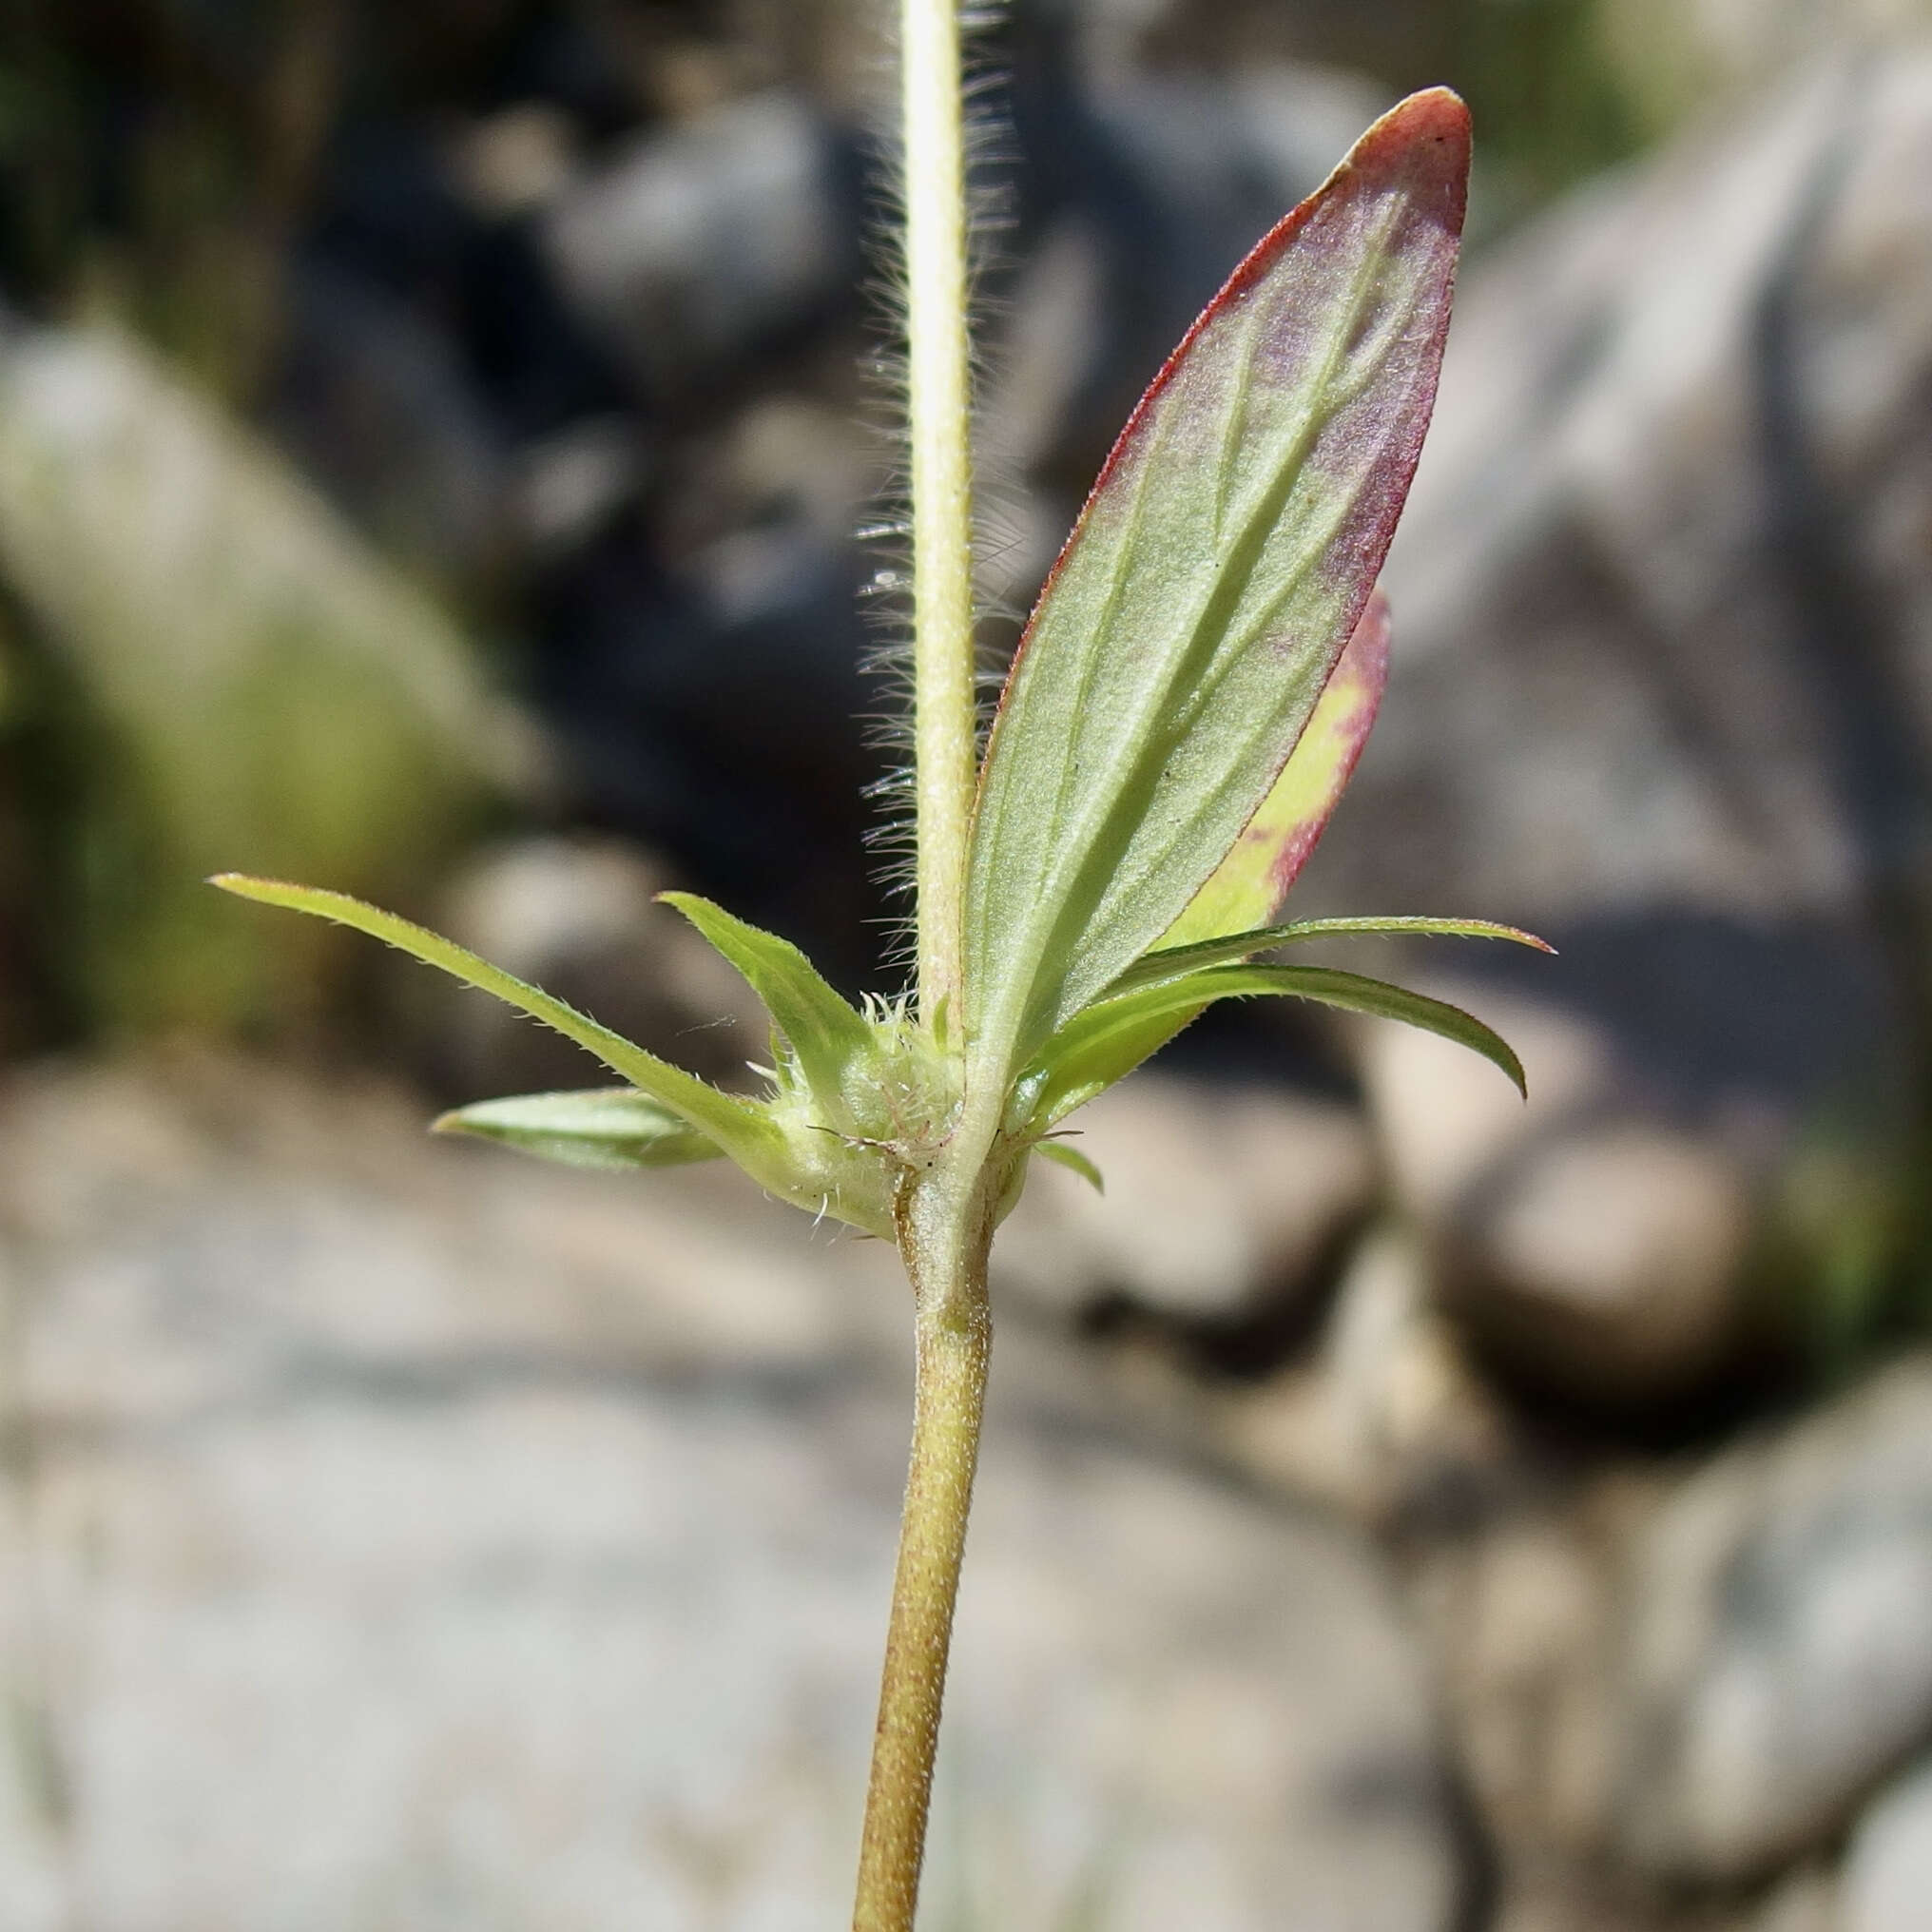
[
  {"xmin": 1034, "ymin": 1139, "xmax": 1105, "ymax": 1192},
  {"xmin": 204, "ymin": 872, "xmax": 825, "ymax": 1194},
  {"xmin": 211, "ymin": 874, "xmax": 908, "ymax": 1236},
  {"xmin": 1166, "ymin": 589, "xmax": 1389, "ymax": 949},
  {"xmin": 1018, "ymin": 914, "xmax": 1545, "ymax": 1131},
  {"xmin": 964, "ymin": 90, "xmax": 1470, "ymax": 1097},
  {"xmin": 435, "ymin": 1089, "xmax": 725, "ymax": 1170},
  {"xmin": 658, "ymin": 891, "xmax": 875, "ymax": 1123},
  {"xmin": 1110, "ymin": 914, "xmax": 1554, "ymax": 1000},
  {"xmin": 1024, "ymin": 959, "xmax": 1523, "ymax": 1129}
]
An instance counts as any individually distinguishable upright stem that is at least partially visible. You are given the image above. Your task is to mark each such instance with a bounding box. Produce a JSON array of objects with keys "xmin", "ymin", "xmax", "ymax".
[
  {"xmin": 900, "ymin": 0, "xmax": 978, "ymax": 1028},
  {"xmin": 857, "ymin": 7, "xmax": 988, "ymax": 1922},
  {"xmin": 854, "ymin": 1179, "xmax": 994, "ymax": 1932}
]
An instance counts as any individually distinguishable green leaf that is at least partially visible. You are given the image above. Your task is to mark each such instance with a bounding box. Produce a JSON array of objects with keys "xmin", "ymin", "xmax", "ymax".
[
  {"xmin": 1025, "ymin": 960, "xmax": 1523, "ymax": 1128},
  {"xmin": 965, "ymin": 90, "xmax": 1470, "ymax": 1092},
  {"xmin": 1034, "ymin": 1139, "xmax": 1105, "ymax": 1193},
  {"xmin": 1109, "ymin": 915, "xmax": 1554, "ymax": 1000},
  {"xmin": 657, "ymin": 891, "xmax": 875, "ymax": 1122},
  {"xmin": 433, "ymin": 1089, "xmax": 725, "ymax": 1170},
  {"xmin": 208, "ymin": 872, "xmax": 789, "ymax": 1176},
  {"xmin": 1164, "ymin": 589, "xmax": 1389, "ymax": 948}
]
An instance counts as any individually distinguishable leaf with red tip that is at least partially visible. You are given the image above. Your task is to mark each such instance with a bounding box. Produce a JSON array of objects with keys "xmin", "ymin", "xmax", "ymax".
[{"xmin": 965, "ymin": 89, "xmax": 1471, "ymax": 1093}]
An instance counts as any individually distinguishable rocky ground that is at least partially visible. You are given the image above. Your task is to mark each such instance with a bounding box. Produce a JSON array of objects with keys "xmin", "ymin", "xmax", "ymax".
[
  {"xmin": 0, "ymin": 1055, "xmax": 1463, "ymax": 1932},
  {"xmin": 5, "ymin": 1052, "xmax": 1932, "ymax": 1932}
]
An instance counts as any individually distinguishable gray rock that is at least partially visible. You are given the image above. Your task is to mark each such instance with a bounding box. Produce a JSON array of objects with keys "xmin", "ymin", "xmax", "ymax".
[
  {"xmin": 1359, "ymin": 993, "xmax": 1751, "ymax": 1403},
  {"xmin": 1612, "ymin": 1358, "xmax": 1932, "ymax": 1883},
  {"xmin": 1215, "ymin": 1227, "xmax": 1517, "ymax": 1529},
  {"xmin": 513, "ymin": 415, "xmax": 647, "ymax": 558},
  {"xmin": 1843, "ymin": 1754, "xmax": 1932, "ymax": 1932},
  {"xmin": 1754, "ymin": 1867, "xmax": 1841, "ymax": 1932},
  {"xmin": 994, "ymin": 1072, "xmax": 1374, "ymax": 1327},
  {"xmin": 448, "ymin": 103, "xmax": 582, "ymax": 220},
  {"xmin": 542, "ymin": 89, "xmax": 855, "ymax": 399},
  {"xmin": 273, "ymin": 259, "xmax": 518, "ymax": 591},
  {"xmin": 1432, "ymin": 1517, "xmax": 1621, "ymax": 1865},
  {"xmin": 0, "ymin": 1054, "xmax": 1465, "ymax": 1931}
]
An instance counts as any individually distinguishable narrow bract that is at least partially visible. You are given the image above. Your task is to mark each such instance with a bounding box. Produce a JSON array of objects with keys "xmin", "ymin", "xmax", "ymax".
[{"xmin": 435, "ymin": 1089, "xmax": 724, "ymax": 1169}]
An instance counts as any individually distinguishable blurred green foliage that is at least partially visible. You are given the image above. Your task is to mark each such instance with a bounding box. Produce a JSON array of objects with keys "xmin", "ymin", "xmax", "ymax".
[
  {"xmin": 1454, "ymin": 0, "xmax": 1649, "ymax": 220},
  {"xmin": 0, "ymin": 326, "xmax": 517, "ymax": 1041}
]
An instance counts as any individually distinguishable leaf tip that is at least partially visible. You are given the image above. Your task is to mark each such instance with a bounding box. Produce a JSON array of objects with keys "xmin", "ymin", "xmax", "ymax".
[
  {"xmin": 1036, "ymin": 1137, "xmax": 1107, "ymax": 1193},
  {"xmin": 1390, "ymin": 85, "xmax": 1472, "ymax": 142},
  {"xmin": 1476, "ymin": 920, "xmax": 1559, "ymax": 956},
  {"xmin": 207, "ymin": 872, "xmax": 306, "ymax": 906},
  {"xmin": 1370, "ymin": 86, "xmax": 1473, "ymax": 160},
  {"xmin": 1349, "ymin": 87, "xmax": 1471, "ymax": 237}
]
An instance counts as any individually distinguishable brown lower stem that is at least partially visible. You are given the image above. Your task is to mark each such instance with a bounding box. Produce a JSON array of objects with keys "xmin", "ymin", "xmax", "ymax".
[{"xmin": 852, "ymin": 1194, "xmax": 992, "ymax": 1932}]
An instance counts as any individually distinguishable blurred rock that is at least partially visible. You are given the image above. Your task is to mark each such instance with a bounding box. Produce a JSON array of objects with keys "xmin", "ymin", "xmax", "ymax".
[
  {"xmin": 1841, "ymin": 1754, "xmax": 1932, "ymax": 1932},
  {"xmin": 1468, "ymin": 1125, "xmax": 1749, "ymax": 1384},
  {"xmin": 426, "ymin": 835, "xmax": 765, "ymax": 1096},
  {"xmin": 1431, "ymin": 1519, "xmax": 1619, "ymax": 1865},
  {"xmin": 273, "ymin": 259, "xmax": 516, "ymax": 589},
  {"xmin": 1360, "ymin": 992, "xmax": 1752, "ymax": 1405},
  {"xmin": 994, "ymin": 1072, "xmax": 1373, "ymax": 1329},
  {"xmin": 1395, "ymin": 1461, "xmax": 1705, "ymax": 1932},
  {"xmin": 541, "ymin": 89, "xmax": 860, "ymax": 403},
  {"xmin": 1360, "ymin": 993, "xmax": 1613, "ymax": 1231},
  {"xmin": 0, "ymin": 323, "xmax": 532, "ymax": 1034},
  {"xmin": 1753, "ymin": 1868, "xmax": 1841, "ymax": 1932},
  {"xmin": 0, "ymin": 1053, "xmax": 1467, "ymax": 1932},
  {"xmin": 300, "ymin": 116, "xmax": 628, "ymax": 451},
  {"xmin": 1215, "ymin": 1227, "xmax": 1516, "ymax": 1528},
  {"xmin": 514, "ymin": 415, "xmax": 646, "ymax": 558},
  {"xmin": 0, "ymin": 620, "xmax": 31, "ymax": 1053},
  {"xmin": 1612, "ymin": 1358, "xmax": 1932, "ymax": 1883},
  {"xmin": 676, "ymin": 394, "xmax": 875, "ymax": 566},
  {"xmin": 449, "ymin": 103, "xmax": 582, "ymax": 220}
]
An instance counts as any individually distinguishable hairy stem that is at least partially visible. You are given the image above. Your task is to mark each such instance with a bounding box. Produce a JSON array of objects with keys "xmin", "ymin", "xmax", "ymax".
[
  {"xmin": 854, "ymin": 1177, "xmax": 994, "ymax": 1931},
  {"xmin": 901, "ymin": 0, "xmax": 978, "ymax": 1028},
  {"xmin": 857, "ymin": 5, "xmax": 989, "ymax": 1922}
]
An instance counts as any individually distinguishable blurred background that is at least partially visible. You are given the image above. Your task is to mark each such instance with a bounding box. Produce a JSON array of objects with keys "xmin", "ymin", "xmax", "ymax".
[{"xmin": 4, "ymin": 0, "xmax": 1932, "ymax": 1925}]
